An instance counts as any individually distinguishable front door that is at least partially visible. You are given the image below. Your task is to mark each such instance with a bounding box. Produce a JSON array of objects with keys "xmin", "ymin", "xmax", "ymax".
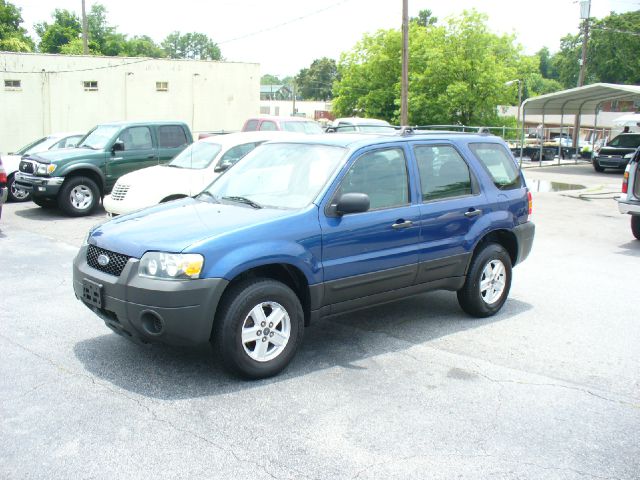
[
  {"xmin": 319, "ymin": 146, "xmax": 421, "ymax": 308},
  {"xmin": 105, "ymin": 126, "xmax": 157, "ymax": 190}
]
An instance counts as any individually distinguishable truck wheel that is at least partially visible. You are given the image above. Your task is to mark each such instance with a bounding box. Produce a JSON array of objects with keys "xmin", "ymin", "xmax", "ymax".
[
  {"xmin": 457, "ymin": 243, "xmax": 512, "ymax": 318},
  {"xmin": 213, "ymin": 278, "xmax": 304, "ymax": 379},
  {"xmin": 7, "ymin": 174, "xmax": 32, "ymax": 202},
  {"xmin": 593, "ymin": 160, "xmax": 604, "ymax": 172},
  {"xmin": 58, "ymin": 176, "xmax": 100, "ymax": 217},
  {"xmin": 632, "ymin": 216, "xmax": 640, "ymax": 240}
]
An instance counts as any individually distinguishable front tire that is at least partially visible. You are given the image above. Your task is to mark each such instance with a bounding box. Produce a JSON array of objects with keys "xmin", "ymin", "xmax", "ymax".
[
  {"xmin": 213, "ymin": 278, "xmax": 304, "ymax": 379},
  {"xmin": 58, "ymin": 176, "xmax": 100, "ymax": 216},
  {"xmin": 7, "ymin": 174, "xmax": 32, "ymax": 202},
  {"xmin": 593, "ymin": 160, "xmax": 604, "ymax": 172},
  {"xmin": 457, "ymin": 243, "xmax": 512, "ymax": 317},
  {"xmin": 631, "ymin": 216, "xmax": 640, "ymax": 240}
]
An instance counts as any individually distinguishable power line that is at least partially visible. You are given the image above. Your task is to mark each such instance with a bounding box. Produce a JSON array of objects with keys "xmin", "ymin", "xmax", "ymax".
[
  {"xmin": 0, "ymin": 57, "xmax": 152, "ymax": 74},
  {"xmin": 218, "ymin": 0, "xmax": 354, "ymax": 45}
]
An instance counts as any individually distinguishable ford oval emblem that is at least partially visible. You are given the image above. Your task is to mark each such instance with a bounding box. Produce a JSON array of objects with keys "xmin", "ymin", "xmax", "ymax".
[{"xmin": 97, "ymin": 254, "xmax": 110, "ymax": 267}]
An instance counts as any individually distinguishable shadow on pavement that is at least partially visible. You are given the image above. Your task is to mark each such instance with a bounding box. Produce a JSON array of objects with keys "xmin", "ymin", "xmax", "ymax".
[
  {"xmin": 74, "ymin": 291, "xmax": 532, "ymax": 399},
  {"xmin": 13, "ymin": 203, "xmax": 106, "ymax": 221},
  {"xmin": 616, "ymin": 239, "xmax": 640, "ymax": 257}
]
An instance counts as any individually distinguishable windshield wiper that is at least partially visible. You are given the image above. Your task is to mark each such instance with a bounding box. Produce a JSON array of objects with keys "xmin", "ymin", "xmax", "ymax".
[
  {"xmin": 221, "ymin": 196, "xmax": 262, "ymax": 209},
  {"xmin": 164, "ymin": 164, "xmax": 184, "ymax": 168}
]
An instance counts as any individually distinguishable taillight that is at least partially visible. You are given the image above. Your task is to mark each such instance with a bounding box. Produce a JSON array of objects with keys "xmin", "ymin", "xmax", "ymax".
[
  {"xmin": 622, "ymin": 170, "xmax": 629, "ymax": 194},
  {"xmin": 0, "ymin": 170, "xmax": 7, "ymax": 186},
  {"xmin": 527, "ymin": 190, "xmax": 533, "ymax": 217}
]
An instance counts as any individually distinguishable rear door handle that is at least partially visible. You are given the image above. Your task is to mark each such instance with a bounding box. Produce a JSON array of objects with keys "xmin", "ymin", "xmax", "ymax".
[
  {"xmin": 464, "ymin": 209, "xmax": 483, "ymax": 218},
  {"xmin": 392, "ymin": 220, "xmax": 413, "ymax": 229},
  {"xmin": 147, "ymin": 155, "xmax": 155, "ymax": 159}
]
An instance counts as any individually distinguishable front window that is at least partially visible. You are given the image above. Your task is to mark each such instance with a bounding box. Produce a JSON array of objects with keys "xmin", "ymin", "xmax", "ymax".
[
  {"xmin": 78, "ymin": 125, "xmax": 121, "ymax": 150},
  {"xmin": 200, "ymin": 143, "xmax": 345, "ymax": 209},
  {"xmin": 281, "ymin": 121, "xmax": 323, "ymax": 134},
  {"xmin": 169, "ymin": 142, "xmax": 222, "ymax": 169},
  {"xmin": 607, "ymin": 134, "xmax": 640, "ymax": 148},
  {"xmin": 116, "ymin": 127, "xmax": 153, "ymax": 150}
]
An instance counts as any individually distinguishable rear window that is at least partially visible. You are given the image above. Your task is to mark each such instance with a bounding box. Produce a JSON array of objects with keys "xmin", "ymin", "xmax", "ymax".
[
  {"xmin": 469, "ymin": 143, "xmax": 522, "ymax": 190},
  {"xmin": 158, "ymin": 125, "xmax": 188, "ymax": 148}
]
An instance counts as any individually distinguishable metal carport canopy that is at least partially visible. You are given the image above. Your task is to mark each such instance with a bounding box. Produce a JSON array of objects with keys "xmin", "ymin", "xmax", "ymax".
[{"xmin": 522, "ymin": 83, "xmax": 640, "ymax": 115}]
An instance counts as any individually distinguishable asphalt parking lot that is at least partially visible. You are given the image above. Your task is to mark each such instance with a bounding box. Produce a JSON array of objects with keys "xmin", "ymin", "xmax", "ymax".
[{"xmin": 1, "ymin": 163, "xmax": 639, "ymax": 480}]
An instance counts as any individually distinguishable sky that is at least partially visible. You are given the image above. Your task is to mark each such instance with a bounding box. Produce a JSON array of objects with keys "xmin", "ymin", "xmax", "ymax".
[{"xmin": 12, "ymin": 0, "xmax": 640, "ymax": 77}]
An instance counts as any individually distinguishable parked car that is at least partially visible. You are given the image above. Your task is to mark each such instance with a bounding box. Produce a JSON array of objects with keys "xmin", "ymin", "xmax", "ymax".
[
  {"xmin": 618, "ymin": 147, "xmax": 640, "ymax": 239},
  {"xmin": 104, "ymin": 131, "xmax": 297, "ymax": 216},
  {"xmin": 14, "ymin": 121, "xmax": 192, "ymax": 216},
  {"xmin": 241, "ymin": 116, "xmax": 323, "ymax": 134},
  {"xmin": 592, "ymin": 133, "xmax": 640, "ymax": 172},
  {"xmin": 3, "ymin": 132, "xmax": 84, "ymax": 202},
  {"xmin": 326, "ymin": 117, "xmax": 396, "ymax": 133},
  {"xmin": 73, "ymin": 131, "xmax": 534, "ymax": 379},
  {"xmin": 0, "ymin": 157, "xmax": 7, "ymax": 219}
]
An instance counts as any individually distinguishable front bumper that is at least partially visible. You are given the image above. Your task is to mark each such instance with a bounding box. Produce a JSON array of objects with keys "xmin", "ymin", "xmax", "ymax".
[
  {"xmin": 594, "ymin": 156, "xmax": 629, "ymax": 169},
  {"xmin": 618, "ymin": 198, "xmax": 640, "ymax": 215},
  {"xmin": 103, "ymin": 194, "xmax": 151, "ymax": 216},
  {"xmin": 72, "ymin": 245, "xmax": 229, "ymax": 346},
  {"xmin": 14, "ymin": 172, "xmax": 64, "ymax": 197},
  {"xmin": 513, "ymin": 221, "xmax": 535, "ymax": 265}
]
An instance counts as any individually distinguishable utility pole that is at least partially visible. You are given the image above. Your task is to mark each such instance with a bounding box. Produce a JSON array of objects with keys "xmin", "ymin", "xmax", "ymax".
[
  {"xmin": 577, "ymin": 0, "xmax": 591, "ymax": 87},
  {"xmin": 81, "ymin": 0, "xmax": 89, "ymax": 55},
  {"xmin": 400, "ymin": 0, "xmax": 409, "ymax": 126}
]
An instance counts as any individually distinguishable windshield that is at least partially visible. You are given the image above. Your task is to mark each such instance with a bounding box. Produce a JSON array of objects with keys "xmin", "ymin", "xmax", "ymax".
[
  {"xmin": 16, "ymin": 137, "xmax": 48, "ymax": 156},
  {"xmin": 200, "ymin": 143, "xmax": 346, "ymax": 209},
  {"xmin": 281, "ymin": 121, "xmax": 323, "ymax": 134},
  {"xmin": 607, "ymin": 134, "xmax": 640, "ymax": 148},
  {"xmin": 78, "ymin": 125, "xmax": 121, "ymax": 150},
  {"xmin": 169, "ymin": 142, "xmax": 222, "ymax": 169}
]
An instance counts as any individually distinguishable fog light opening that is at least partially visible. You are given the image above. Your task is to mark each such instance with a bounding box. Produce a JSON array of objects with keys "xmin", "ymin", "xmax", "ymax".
[{"xmin": 140, "ymin": 311, "xmax": 164, "ymax": 336}]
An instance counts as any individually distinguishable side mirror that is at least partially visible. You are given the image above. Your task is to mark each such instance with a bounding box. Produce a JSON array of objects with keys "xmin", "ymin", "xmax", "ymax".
[
  {"xmin": 214, "ymin": 159, "xmax": 233, "ymax": 173},
  {"xmin": 335, "ymin": 193, "xmax": 370, "ymax": 215},
  {"xmin": 112, "ymin": 141, "xmax": 125, "ymax": 153}
]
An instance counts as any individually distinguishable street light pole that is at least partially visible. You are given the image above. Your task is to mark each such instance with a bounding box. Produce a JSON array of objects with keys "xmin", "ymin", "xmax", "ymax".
[{"xmin": 400, "ymin": 0, "xmax": 409, "ymax": 126}]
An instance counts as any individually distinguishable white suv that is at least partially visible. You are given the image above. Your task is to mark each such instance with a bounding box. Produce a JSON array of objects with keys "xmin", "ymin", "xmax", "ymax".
[{"xmin": 618, "ymin": 148, "xmax": 640, "ymax": 239}]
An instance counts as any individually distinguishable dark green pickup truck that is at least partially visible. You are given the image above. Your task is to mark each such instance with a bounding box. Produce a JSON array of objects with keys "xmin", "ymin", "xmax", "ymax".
[{"xmin": 14, "ymin": 121, "xmax": 192, "ymax": 216}]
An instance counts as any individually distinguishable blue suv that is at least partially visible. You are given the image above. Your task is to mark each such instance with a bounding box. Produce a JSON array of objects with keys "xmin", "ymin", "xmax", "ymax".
[{"xmin": 73, "ymin": 131, "xmax": 535, "ymax": 378}]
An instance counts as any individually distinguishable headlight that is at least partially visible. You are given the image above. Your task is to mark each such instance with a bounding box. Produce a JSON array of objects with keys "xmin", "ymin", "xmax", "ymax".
[
  {"xmin": 36, "ymin": 164, "xmax": 56, "ymax": 175},
  {"xmin": 139, "ymin": 252, "xmax": 204, "ymax": 280},
  {"xmin": 624, "ymin": 152, "xmax": 635, "ymax": 159}
]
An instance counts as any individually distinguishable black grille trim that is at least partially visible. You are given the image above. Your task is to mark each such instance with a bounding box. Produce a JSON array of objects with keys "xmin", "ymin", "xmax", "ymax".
[
  {"xmin": 19, "ymin": 160, "xmax": 35, "ymax": 174},
  {"xmin": 87, "ymin": 245, "xmax": 131, "ymax": 277}
]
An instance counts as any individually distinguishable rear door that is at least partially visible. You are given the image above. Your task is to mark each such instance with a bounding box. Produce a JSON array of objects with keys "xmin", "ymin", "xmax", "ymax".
[
  {"xmin": 157, "ymin": 125, "xmax": 190, "ymax": 163},
  {"xmin": 319, "ymin": 145, "xmax": 421, "ymax": 308},
  {"xmin": 105, "ymin": 126, "xmax": 157, "ymax": 190},
  {"xmin": 412, "ymin": 142, "xmax": 486, "ymax": 283}
]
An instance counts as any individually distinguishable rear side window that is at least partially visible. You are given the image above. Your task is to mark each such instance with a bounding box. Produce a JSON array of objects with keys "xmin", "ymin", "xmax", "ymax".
[
  {"xmin": 158, "ymin": 125, "xmax": 188, "ymax": 148},
  {"xmin": 469, "ymin": 143, "xmax": 522, "ymax": 190},
  {"xmin": 415, "ymin": 145, "xmax": 473, "ymax": 201}
]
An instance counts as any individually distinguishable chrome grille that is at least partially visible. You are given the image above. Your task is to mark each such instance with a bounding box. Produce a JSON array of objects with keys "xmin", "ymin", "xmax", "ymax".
[
  {"xmin": 19, "ymin": 160, "xmax": 35, "ymax": 174},
  {"xmin": 110, "ymin": 184, "xmax": 130, "ymax": 201},
  {"xmin": 87, "ymin": 245, "xmax": 131, "ymax": 277}
]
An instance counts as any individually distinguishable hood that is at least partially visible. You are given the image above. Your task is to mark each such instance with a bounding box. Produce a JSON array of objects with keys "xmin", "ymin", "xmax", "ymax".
[
  {"xmin": 598, "ymin": 146, "xmax": 637, "ymax": 156},
  {"xmin": 28, "ymin": 147, "xmax": 100, "ymax": 164},
  {"xmin": 89, "ymin": 197, "xmax": 294, "ymax": 258}
]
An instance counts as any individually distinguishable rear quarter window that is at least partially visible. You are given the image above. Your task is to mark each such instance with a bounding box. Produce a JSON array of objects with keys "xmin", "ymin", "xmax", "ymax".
[{"xmin": 469, "ymin": 143, "xmax": 522, "ymax": 190}]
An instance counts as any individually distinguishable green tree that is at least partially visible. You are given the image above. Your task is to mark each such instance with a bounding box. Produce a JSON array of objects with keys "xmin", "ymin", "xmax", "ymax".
[
  {"xmin": 0, "ymin": 0, "xmax": 34, "ymax": 51},
  {"xmin": 295, "ymin": 57, "xmax": 337, "ymax": 100},
  {"xmin": 122, "ymin": 35, "xmax": 165, "ymax": 58},
  {"xmin": 35, "ymin": 9, "xmax": 81, "ymax": 53},
  {"xmin": 333, "ymin": 10, "xmax": 524, "ymax": 126},
  {"xmin": 161, "ymin": 31, "xmax": 221, "ymax": 60},
  {"xmin": 411, "ymin": 9, "xmax": 437, "ymax": 27},
  {"xmin": 86, "ymin": 3, "xmax": 127, "ymax": 56},
  {"xmin": 536, "ymin": 47, "xmax": 558, "ymax": 79},
  {"xmin": 261, "ymin": 74, "xmax": 282, "ymax": 85}
]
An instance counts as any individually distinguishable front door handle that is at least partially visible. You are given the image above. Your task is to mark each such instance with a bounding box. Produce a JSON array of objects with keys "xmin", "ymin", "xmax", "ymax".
[
  {"xmin": 392, "ymin": 220, "xmax": 413, "ymax": 229},
  {"xmin": 464, "ymin": 209, "xmax": 483, "ymax": 218},
  {"xmin": 147, "ymin": 155, "xmax": 155, "ymax": 159}
]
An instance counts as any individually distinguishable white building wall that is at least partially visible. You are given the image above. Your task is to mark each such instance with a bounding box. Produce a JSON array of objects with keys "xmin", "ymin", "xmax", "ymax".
[
  {"xmin": 0, "ymin": 52, "xmax": 260, "ymax": 152},
  {"xmin": 259, "ymin": 100, "xmax": 331, "ymax": 119}
]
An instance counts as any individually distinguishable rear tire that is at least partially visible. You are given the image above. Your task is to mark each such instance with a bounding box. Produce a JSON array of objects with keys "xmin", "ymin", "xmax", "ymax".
[
  {"xmin": 7, "ymin": 174, "xmax": 32, "ymax": 202},
  {"xmin": 58, "ymin": 176, "xmax": 100, "ymax": 217},
  {"xmin": 457, "ymin": 243, "xmax": 512, "ymax": 318},
  {"xmin": 213, "ymin": 278, "xmax": 304, "ymax": 379},
  {"xmin": 631, "ymin": 216, "xmax": 640, "ymax": 240}
]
